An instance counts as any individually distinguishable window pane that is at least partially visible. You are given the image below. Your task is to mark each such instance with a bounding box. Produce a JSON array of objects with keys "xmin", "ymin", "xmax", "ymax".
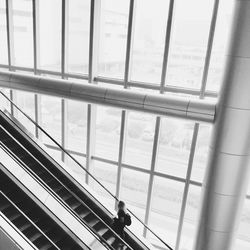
[
  {"xmin": 0, "ymin": 88, "xmax": 11, "ymax": 112},
  {"xmin": 179, "ymin": 185, "xmax": 202, "ymax": 250},
  {"xmin": 12, "ymin": 0, "xmax": 33, "ymax": 67},
  {"xmin": 166, "ymin": 0, "xmax": 214, "ymax": 89},
  {"xmin": 67, "ymin": 0, "xmax": 90, "ymax": 74},
  {"xmin": 89, "ymin": 160, "xmax": 117, "ymax": 208},
  {"xmin": 236, "ymin": 199, "xmax": 250, "ymax": 250},
  {"xmin": 156, "ymin": 118, "xmax": 193, "ymax": 178},
  {"xmin": 64, "ymin": 154, "xmax": 86, "ymax": 180},
  {"xmin": 148, "ymin": 177, "xmax": 184, "ymax": 247},
  {"xmin": 38, "ymin": 0, "xmax": 61, "ymax": 71},
  {"xmin": 191, "ymin": 124, "xmax": 212, "ymax": 182},
  {"xmin": 45, "ymin": 147, "xmax": 62, "ymax": 162},
  {"xmin": 131, "ymin": 0, "xmax": 169, "ymax": 83},
  {"xmin": 40, "ymin": 95, "xmax": 61, "ymax": 144},
  {"xmin": 66, "ymin": 100, "xmax": 88, "ymax": 154},
  {"xmin": 0, "ymin": 0, "xmax": 8, "ymax": 65},
  {"xmin": 15, "ymin": 90, "xmax": 35, "ymax": 135},
  {"xmin": 120, "ymin": 168, "xmax": 149, "ymax": 233},
  {"xmin": 124, "ymin": 112, "xmax": 155, "ymax": 169},
  {"xmin": 95, "ymin": 106, "xmax": 121, "ymax": 161},
  {"xmin": 206, "ymin": 0, "xmax": 234, "ymax": 92},
  {"xmin": 98, "ymin": 0, "xmax": 129, "ymax": 79}
]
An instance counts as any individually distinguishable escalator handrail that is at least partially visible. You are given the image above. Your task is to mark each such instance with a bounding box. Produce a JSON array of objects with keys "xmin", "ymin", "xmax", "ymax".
[
  {"xmin": 0, "ymin": 190, "xmax": 61, "ymax": 250},
  {"xmin": 0, "ymin": 126, "xmax": 131, "ymax": 250},
  {"xmin": 0, "ymin": 91, "xmax": 173, "ymax": 250}
]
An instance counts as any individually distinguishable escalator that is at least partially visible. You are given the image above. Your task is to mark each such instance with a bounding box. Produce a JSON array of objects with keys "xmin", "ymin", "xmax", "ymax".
[
  {"xmin": 0, "ymin": 168, "xmax": 84, "ymax": 250},
  {"xmin": 0, "ymin": 117, "xmax": 136, "ymax": 250},
  {"xmin": 0, "ymin": 91, "xmax": 173, "ymax": 250}
]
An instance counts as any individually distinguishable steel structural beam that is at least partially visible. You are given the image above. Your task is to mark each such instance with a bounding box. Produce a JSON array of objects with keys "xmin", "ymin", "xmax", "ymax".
[
  {"xmin": 0, "ymin": 71, "xmax": 216, "ymax": 123},
  {"xmin": 194, "ymin": 0, "xmax": 250, "ymax": 249}
]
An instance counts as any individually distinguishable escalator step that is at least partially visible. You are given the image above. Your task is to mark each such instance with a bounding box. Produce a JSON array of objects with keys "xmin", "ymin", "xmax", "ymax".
[
  {"xmin": 0, "ymin": 202, "xmax": 11, "ymax": 211},
  {"xmin": 74, "ymin": 205, "xmax": 90, "ymax": 218},
  {"xmin": 12, "ymin": 217, "xmax": 31, "ymax": 232},
  {"xmin": 46, "ymin": 230, "xmax": 63, "ymax": 244},
  {"xmin": 84, "ymin": 213, "xmax": 97, "ymax": 223},
  {"xmin": 9, "ymin": 212, "xmax": 21, "ymax": 222},
  {"xmin": 59, "ymin": 189, "xmax": 72, "ymax": 201},
  {"xmin": 30, "ymin": 232, "xmax": 43, "ymax": 242},
  {"xmin": 22, "ymin": 225, "xmax": 38, "ymax": 238},
  {"xmin": 33, "ymin": 236, "xmax": 53, "ymax": 250},
  {"xmin": 88, "ymin": 217, "xmax": 100, "ymax": 227},
  {"xmin": 65, "ymin": 196, "xmax": 81, "ymax": 209}
]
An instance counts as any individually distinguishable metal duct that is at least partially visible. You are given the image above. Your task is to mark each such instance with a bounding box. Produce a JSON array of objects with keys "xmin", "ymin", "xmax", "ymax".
[{"xmin": 0, "ymin": 71, "xmax": 216, "ymax": 123}]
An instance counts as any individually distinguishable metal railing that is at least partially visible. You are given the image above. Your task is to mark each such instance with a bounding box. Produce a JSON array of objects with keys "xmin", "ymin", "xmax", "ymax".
[{"xmin": 0, "ymin": 90, "xmax": 173, "ymax": 250}]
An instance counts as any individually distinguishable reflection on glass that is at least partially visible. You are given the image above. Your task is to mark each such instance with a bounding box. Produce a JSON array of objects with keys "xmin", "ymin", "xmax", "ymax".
[
  {"xmin": 66, "ymin": 100, "xmax": 87, "ymax": 154},
  {"xmin": 156, "ymin": 118, "xmax": 193, "ymax": 178},
  {"xmin": 179, "ymin": 185, "xmax": 201, "ymax": 250},
  {"xmin": 166, "ymin": 0, "xmax": 214, "ymax": 89},
  {"xmin": 12, "ymin": 0, "xmax": 33, "ymax": 67},
  {"xmin": 124, "ymin": 112, "xmax": 155, "ymax": 169},
  {"xmin": 95, "ymin": 106, "xmax": 121, "ymax": 161},
  {"xmin": 67, "ymin": 0, "xmax": 90, "ymax": 74},
  {"xmin": 131, "ymin": 0, "xmax": 169, "ymax": 83},
  {"xmin": 38, "ymin": 0, "xmax": 61, "ymax": 71},
  {"xmin": 15, "ymin": 90, "xmax": 35, "ymax": 135},
  {"xmin": 0, "ymin": 0, "xmax": 8, "ymax": 64},
  {"xmin": 40, "ymin": 95, "xmax": 61, "ymax": 144},
  {"xmin": 191, "ymin": 124, "xmax": 212, "ymax": 182},
  {"xmin": 149, "ymin": 177, "xmax": 184, "ymax": 247},
  {"xmin": 98, "ymin": 0, "xmax": 129, "ymax": 79}
]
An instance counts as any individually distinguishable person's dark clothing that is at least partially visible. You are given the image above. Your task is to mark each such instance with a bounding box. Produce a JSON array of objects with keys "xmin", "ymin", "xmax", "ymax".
[{"xmin": 113, "ymin": 210, "xmax": 132, "ymax": 239}]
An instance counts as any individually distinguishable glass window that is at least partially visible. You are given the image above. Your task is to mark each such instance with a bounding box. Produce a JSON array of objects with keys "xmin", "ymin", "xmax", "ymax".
[
  {"xmin": 14, "ymin": 90, "xmax": 35, "ymax": 135},
  {"xmin": 64, "ymin": 154, "xmax": 86, "ymax": 180},
  {"xmin": 0, "ymin": 0, "xmax": 8, "ymax": 65},
  {"xmin": 98, "ymin": 0, "xmax": 129, "ymax": 79},
  {"xmin": 38, "ymin": 0, "xmax": 61, "ymax": 71},
  {"xmin": 124, "ymin": 112, "xmax": 155, "ymax": 169},
  {"xmin": 236, "ymin": 199, "xmax": 250, "ymax": 250},
  {"xmin": 12, "ymin": 0, "xmax": 33, "ymax": 67},
  {"xmin": 148, "ymin": 177, "xmax": 184, "ymax": 247},
  {"xmin": 0, "ymin": 88, "xmax": 11, "ymax": 113},
  {"xmin": 95, "ymin": 106, "xmax": 121, "ymax": 161},
  {"xmin": 120, "ymin": 168, "xmax": 149, "ymax": 233},
  {"xmin": 89, "ymin": 160, "xmax": 118, "ymax": 208},
  {"xmin": 191, "ymin": 124, "xmax": 212, "ymax": 182},
  {"xmin": 131, "ymin": 0, "xmax": 170, "ymax": 83},
  {"xmin": 66, "ymin": 100, "xmax": 88, "ymax": 154},
  {"xmin": 179, "ymin": 185, "xmax": 202, "ymax": 250},
  {"xmin": 206, "ymin": 0, "xmax": 234, "ymax": 92},
  {"xmin": 40, "ymin": 95, "xmax": 61, "ymax": 144},
  {"xmin": 67, "ymin": 0, "xmax": 90, "ymax": 74},
  {"xmin": 45, "ymin": 147, "xmax": 62, "ymax": 162},
  {"xmin": 165, "ymin": 0, "xmax": 214, "ymax": 89},
  {"xmin": 156, "ymin": 118, "xmax": 193, "ymax": 178}
]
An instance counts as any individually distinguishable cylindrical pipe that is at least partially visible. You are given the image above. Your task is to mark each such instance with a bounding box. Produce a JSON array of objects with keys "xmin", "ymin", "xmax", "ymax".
[
  {"xmin": 194, "ymin": 1, "xmax": 250, "ymax": 249},
  {"xmin": 0, "ymin": 71, "xmax": 216, "ymax": 123}
]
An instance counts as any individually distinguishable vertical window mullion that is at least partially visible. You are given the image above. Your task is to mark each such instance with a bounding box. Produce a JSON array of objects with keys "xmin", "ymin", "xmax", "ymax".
[
  {"xmin": 144, "ymin": 0, "xmax": 175, "ymax": 239},
  {"xmin": 86, "ymin": 0, "xmax": 101, "ymax": 184},
  {"xmin": 115, "ymin": 0, "xmax": 136, "ymax": 203}
]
